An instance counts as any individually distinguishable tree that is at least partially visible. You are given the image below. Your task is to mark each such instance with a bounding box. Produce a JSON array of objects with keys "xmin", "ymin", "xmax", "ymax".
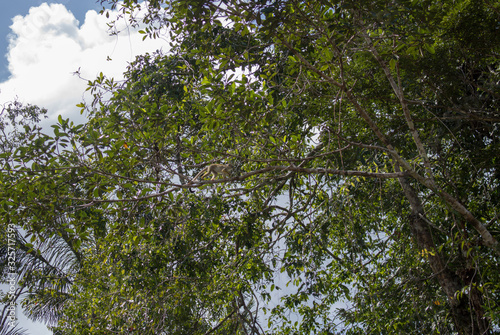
[
  {"xmin": 2, "ymin": 0, "xmax": 499, "ymax": 334},
  {"xmin": 0, "ymin": 103, "xmax": 79, "ymax": 334}
]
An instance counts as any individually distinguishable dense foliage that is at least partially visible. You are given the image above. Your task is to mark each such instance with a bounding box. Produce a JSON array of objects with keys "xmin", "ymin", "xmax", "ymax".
[{"xmin": 1, "ymin": 0, "xmax": 499, "ymax": 334}]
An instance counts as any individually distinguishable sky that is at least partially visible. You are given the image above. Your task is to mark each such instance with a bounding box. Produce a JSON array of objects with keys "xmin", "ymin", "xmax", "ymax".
[
  {"xmin": 0, "ymin": 1, "xmax": 166, "ymax": 334},
  {"xmin": 0, "ymin": 0, "xmax": 167, "ymax": 128},
  {"xmin": 0, "ymin": 0, "xmax": 102, "ymax": 81}
]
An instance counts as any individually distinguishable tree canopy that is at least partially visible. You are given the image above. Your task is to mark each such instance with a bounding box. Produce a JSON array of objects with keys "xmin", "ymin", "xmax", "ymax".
[{"xmin": 1, "ymin": 0, "xmax": 499, "ymax": 334}]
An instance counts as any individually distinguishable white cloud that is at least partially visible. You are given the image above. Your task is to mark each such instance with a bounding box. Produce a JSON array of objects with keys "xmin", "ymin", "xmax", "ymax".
[{"xmin": 0, "ymin": 2, "xmax": 167, "ymax": 126}]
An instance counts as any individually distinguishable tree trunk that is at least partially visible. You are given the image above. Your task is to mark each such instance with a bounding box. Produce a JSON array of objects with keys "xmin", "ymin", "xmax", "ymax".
[{"xmin": 398, "ymin": 177, "xmax": 489, "ymax": 334}]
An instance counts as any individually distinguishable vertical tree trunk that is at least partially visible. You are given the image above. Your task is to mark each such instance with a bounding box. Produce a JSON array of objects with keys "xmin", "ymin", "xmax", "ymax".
[{"xmin": 398, "ymin": 177, "xmax": 489, "ymax": 334}]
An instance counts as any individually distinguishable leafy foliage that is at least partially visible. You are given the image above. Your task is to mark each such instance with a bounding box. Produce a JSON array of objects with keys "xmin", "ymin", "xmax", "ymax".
[{"xmin": 1, "ymin": 0, "xmax": 500, "ymax": 334}]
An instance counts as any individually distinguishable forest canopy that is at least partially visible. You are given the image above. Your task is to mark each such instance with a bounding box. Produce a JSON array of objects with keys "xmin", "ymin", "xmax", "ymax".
[{"xmin": 1, "ymin": 0, "xmax": 499, "ymax": 334}]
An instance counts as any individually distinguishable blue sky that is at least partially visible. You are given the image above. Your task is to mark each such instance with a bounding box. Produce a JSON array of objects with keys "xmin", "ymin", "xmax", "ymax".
[
  {"xmin": 0, "ymin": 1, "xmax": 166, "ymax": 334},
  {"xmin": 0, "ymin": 0, "xmax": 102, "ymax": 81},
  {"xmin": 0, "ymin": 0, "xmax": 165, "ymax": 127}
]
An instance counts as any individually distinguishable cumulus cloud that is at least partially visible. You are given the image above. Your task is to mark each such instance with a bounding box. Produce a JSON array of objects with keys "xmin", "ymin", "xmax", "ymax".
[{"xmin": 0, "ymin": 3, "xmax": 167, "ymax": 126}]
